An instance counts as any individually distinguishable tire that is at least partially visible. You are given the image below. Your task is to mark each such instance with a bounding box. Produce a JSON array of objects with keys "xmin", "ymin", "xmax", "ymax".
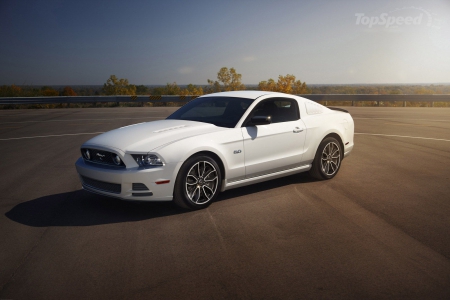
[
  {"xmin": 309, "ymin": 137, "xmax": 343, "ymax": 180},
  {"xmin": 173, "ymin": 155, "xmax": 222, "ymax": 210}
]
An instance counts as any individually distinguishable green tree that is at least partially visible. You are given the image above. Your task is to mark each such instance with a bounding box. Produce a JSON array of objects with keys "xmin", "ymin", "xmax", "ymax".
[
  {"xmin": 135, "ymin": 85, "xmax": 150, "ymax": 95},
  {"xmin": 151, "ymin": 83, "xmax": 183, "ymax": 95},
  {"xmin": 206, "ymin": 79, "xmax": 221, "ymax": 93},
  {"xmin": 207, "ymin": 67, "xmax": 245, "ymax": 92},
  {"xmin": 163, "ymin": 82, "xmax": 181, "ymax": 95},
  {"xmin": 102, "ymin": 75, "xmax": 136, "ymax": 95}
]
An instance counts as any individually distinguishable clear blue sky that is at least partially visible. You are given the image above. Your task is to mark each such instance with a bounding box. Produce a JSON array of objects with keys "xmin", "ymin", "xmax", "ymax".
[{"xmin": 0, "ymin": 0, "xmax": 449, "ymax": 85}]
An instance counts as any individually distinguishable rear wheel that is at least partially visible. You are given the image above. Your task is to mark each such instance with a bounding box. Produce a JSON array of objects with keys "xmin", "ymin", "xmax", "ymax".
[
  {"xmin": 173, "ymin": 155, "xmax": 221, "ymax": 210},
  {"xmin": 309, "ymin": 137, "xmax": 342, "ymax": 180}
]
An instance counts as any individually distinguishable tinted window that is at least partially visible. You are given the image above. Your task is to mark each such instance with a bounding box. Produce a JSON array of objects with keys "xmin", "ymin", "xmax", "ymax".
[
  {"xmin": 246, "ymin": 98, "xmax": 299, "ymax": 125},
  {"xmin": 167, "ymin": 97, "xmax": 254, "ymax": 128}
]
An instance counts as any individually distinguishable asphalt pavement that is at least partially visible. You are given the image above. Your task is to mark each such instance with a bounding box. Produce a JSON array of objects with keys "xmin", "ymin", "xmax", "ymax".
[{"xmin": 0, "ymin": 106, "xmax": 449, "ymax": 299}]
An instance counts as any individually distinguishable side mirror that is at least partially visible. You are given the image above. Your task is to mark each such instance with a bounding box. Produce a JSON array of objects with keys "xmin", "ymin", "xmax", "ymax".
[{"xmin": 250, "ymin": 115, "xmax": 272, "ymax": 125}]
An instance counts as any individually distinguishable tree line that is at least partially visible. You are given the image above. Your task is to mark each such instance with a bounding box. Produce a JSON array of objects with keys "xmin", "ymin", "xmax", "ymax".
[
  {"xmin": 1, "ymin": 66, "xmax": 449, "ymax": 97},
  {"xmin": 101, "ymin": 67, "xmax": 310, "ymax": 96},
  {"xmin": 0, "ymin": 67, "xmax": 309, "ymax": 97}
]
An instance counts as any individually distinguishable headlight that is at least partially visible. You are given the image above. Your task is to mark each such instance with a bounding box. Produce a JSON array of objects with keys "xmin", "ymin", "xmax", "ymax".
[
  {"xmin": 113, "ymin": 155, "xmax": 122, "ymax": 165},
  {"xmin": 83, "ymin": 149, "xmax": 90, "ymax": 160},
  {"xmin": 131, "ymin": 154, "xmax": 164, "ymax": 168}
]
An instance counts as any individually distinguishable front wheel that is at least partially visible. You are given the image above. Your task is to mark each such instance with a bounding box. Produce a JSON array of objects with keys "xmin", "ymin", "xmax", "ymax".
[
  {"xmin": 173, "ymin": 155, "xmax": 222, "ymax": 210},
  {"xmin": 309, "ymin": 137, "xmax": 342, "ymax": 180}
]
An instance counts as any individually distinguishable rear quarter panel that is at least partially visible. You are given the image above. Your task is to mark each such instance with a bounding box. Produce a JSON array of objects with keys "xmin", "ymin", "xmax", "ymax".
[{"xmin": 301, "ymin": 110, "xmax": 354, "ymax": 165}]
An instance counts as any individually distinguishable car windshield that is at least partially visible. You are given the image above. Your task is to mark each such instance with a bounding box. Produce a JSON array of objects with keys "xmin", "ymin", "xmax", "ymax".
[{"xmin": 166, "ymin": 96, "xmax": 254, "ymax": 128}]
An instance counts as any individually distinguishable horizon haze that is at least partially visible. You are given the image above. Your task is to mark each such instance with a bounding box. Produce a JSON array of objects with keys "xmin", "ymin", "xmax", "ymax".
[{"xmin": 1, "ymin": 0, "xmax": 449, "ymax": 86}]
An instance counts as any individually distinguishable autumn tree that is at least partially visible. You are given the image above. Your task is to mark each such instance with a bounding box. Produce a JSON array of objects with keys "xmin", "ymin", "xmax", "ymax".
[
  {"xmin": 207, "ymin": 67, "xmax": 245, "ymax": 92},
  {"xmin": 102, "ymin": 75, "xmax": 136, "ymax": 95},
  {"xmin": 277, "ymin": 74, "xmax": 296, "ymax": 93},
  {"xmin": 292, "ymin": 79, "xmax": 309, "ymax": 94},
  {"xmin": 40, "ymin": 86, "xmax": 59, "ymax": 96},
  {"xmin": 0, "ymin": 85, "xmax": 23, "ymax": 97},
  {"xmin": 180, "ymin": 84, "xmax": 204, "ymax": 95},
  {"xmin": 258, "ymin": 78, "xmax": 276, "ymax": 92},
  {"xmin": 61, "ymin": 86, "xmax": 77, "ymax": 96},
  {"xmin": 258, "ymin": 74, "xmax": 309, "ymax": 94},
  {"xmin": 414, "ymin": 88, "xmax": 434, "ymax": 95},
  {"xmin": 163, "ymin": 82, "xmax": 181, "ymax": 95}
]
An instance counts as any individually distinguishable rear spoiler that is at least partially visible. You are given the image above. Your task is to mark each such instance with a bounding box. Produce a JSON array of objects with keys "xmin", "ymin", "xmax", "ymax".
[{"xmin": 328, "ymin": 107, "xmax": 349, "ymax": 113}]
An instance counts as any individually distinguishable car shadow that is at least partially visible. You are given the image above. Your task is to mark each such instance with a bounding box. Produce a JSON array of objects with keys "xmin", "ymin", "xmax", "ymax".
[
  {"xmin": 5, "ymin": 190, "xmax": 183, "ymax": 227},
  {"xmin": 5, "ymin": 173, "xmax": 317, "ymax": 227},
  {"xmin": 217, "ymin": 172, "xmax": 315, "ymax": 202}
]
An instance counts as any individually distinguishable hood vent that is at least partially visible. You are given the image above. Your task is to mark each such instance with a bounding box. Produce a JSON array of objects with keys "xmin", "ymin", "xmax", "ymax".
[{"xmin": 153, "ymin": 125, "xmax": 187, "ymax": 133}]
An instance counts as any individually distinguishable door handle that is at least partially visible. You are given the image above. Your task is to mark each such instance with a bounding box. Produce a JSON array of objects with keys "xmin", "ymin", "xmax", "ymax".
[{"xmin": 293, "ymin": 127, "xmax": 304, "ymax": 133}]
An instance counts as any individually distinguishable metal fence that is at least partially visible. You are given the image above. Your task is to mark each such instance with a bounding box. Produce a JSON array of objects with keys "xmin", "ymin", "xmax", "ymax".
[{"xmin": 1, "ymin": 94, "xmax": 449, "ymax": 106}]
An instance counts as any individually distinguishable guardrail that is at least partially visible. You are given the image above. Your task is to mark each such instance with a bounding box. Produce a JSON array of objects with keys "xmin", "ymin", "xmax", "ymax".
[{"xmin": 1, "ymin": 94, "xmax": 449, "ymax": 106}]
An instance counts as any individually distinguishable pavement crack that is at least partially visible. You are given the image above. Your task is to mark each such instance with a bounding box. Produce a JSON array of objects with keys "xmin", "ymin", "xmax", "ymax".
[
  {"xmin": 0, "ymin": 226, "xmax": 50, "ymax": 293},
  {"xmin": 206, "ymin": 208, "xmax": 227, "ymax": 254}
]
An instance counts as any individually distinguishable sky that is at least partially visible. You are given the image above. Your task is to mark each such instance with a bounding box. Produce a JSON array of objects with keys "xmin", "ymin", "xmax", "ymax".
[{"xmin": 0, "ymin": 0, "xmax": 449, "ymax": 85}]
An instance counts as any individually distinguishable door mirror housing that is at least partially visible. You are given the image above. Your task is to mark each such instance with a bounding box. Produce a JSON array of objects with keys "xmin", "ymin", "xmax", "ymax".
[{"xmin": 250, "ymin": 115, "xmax": 272, "ymax": 126}]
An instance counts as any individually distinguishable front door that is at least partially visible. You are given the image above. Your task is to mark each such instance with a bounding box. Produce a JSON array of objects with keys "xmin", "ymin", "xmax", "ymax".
[{"xmin": 241, "ymin": 98, "xmax": 306, "ymax": 179}]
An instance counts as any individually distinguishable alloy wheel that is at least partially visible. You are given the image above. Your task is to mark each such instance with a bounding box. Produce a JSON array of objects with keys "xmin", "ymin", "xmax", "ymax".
[
  {"xmin": 185, "ymin": 161, "xmax": 219, "ymax": 205},
  {"xmin": 320, "ymin": 142, "xmax": 341, "ymax": 176}
]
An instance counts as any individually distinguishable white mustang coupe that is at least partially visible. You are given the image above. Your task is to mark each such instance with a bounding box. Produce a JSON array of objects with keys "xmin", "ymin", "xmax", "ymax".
[{"xmin": 75, "ymin": 91, "xmax": 354, "ymax": 209}]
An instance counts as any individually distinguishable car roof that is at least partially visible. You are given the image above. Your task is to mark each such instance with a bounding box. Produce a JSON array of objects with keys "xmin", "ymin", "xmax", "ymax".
[{"xmin": 199, "ymin": 90, "xmax": 277, "ymax": 99}]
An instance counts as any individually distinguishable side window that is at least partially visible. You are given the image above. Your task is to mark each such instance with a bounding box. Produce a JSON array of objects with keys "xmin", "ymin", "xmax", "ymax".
[
  {"xmin": 247, "ymin": 98, "xmax": 300, "ymax": 125},
  {"xmin": 273, "ymin": 99, "xmax": 300, "ymax": 122}
]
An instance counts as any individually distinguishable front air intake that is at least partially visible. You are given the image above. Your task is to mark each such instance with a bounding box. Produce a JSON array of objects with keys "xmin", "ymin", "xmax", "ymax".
[
  {"xmin": 81, "ymin": 176, "xmax": 121, "ymax": 194},
  {"xmin": 132, "ymin": 183, "xmax": 149, "ymax": 191}
]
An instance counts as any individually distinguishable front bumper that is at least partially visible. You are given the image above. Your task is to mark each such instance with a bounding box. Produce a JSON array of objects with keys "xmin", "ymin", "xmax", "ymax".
[
  {"xmin": 344, "ymin": 143, "xmax": 354, "ymax": 158},
  {"xmin": 75, "ymin": 157, "xmax": 177, "ymax": 201}
]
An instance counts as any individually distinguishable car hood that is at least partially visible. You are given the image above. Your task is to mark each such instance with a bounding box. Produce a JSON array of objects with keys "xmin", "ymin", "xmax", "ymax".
[{"xmin": 82, "ymin": 119, "xmax": 225, "ymax": 153}]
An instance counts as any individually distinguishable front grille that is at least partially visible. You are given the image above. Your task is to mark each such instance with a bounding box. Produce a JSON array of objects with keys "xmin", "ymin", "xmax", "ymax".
[
  {"xmin": 81, "ymin": 176, "xmax": 121, "ymax": 194},
  {"xmin": 81, "ymin": 148, "xmax": 125, "ymax": 168},
  {"xmin": 132, "ymin": 183, "xmax": 149, "ymax": 191}
]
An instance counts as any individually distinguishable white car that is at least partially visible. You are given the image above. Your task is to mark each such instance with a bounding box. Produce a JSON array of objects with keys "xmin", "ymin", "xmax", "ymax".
[{"xmin": 75, "ymin": 91, "xmax": 354, "ymax": 209}]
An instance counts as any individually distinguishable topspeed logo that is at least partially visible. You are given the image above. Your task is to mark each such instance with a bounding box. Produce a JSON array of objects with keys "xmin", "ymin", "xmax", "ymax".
[{"xmin": 355, "ymin": 13, "xmax": 425, "ymax": 28}]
